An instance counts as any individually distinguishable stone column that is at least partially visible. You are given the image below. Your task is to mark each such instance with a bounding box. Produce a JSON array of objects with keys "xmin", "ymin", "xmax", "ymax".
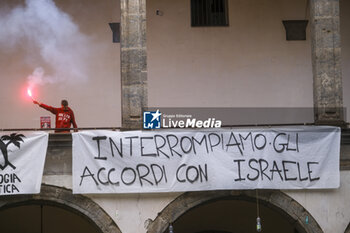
[
  {"xmin": 310, "ymin": 0, "xmax": 345, "ymax": 126},
  {"xmin": 120, "ymin": 0, "xmax": 147, "ymax": 129}
]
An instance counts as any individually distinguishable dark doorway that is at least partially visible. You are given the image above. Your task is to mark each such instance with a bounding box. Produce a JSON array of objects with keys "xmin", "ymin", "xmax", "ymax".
[
  {"xmin": 170, "ymin": 199, "xmax": 301, "ymax": 233},
  {"xmin": 0, "ymin": 203, "xmax": 101, "ymax": 233}
]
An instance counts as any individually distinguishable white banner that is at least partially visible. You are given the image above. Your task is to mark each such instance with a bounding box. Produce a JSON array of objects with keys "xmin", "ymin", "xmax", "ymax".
[
  {"xmin": 72, "ymin": 126, "xmax": 340, "ymax": 194},
  {"xmin": 0, "ymin": 132, "xmax": 48, "ymax": 195}
]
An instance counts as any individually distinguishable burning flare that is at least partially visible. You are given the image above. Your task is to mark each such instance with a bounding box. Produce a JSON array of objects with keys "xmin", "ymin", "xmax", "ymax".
[
  {"xmin": 27, "ymin": 88, "xmax": 34, "ymax": 100},
  {"xmin": 27, "ymin": 89, "xmax": 32, "ymax": 97}
]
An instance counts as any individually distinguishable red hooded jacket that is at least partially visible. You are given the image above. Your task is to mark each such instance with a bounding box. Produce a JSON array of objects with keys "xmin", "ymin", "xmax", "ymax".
[{"xmin": 39, "ymin": 103, "xmax": 78, "ymax": 132}]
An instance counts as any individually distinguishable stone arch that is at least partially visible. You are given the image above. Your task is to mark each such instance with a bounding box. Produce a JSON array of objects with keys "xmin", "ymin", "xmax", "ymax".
[
  {"xmin": 345, "ymin": 222, "xmax": 350, "ymax": 233},
  {"xmin": 0, "ymin": 184, "xmax": 121, "ymax": 233},
  {"xmin": 147, "ymin": 190, "xmax": 323, "ymax": 233}
]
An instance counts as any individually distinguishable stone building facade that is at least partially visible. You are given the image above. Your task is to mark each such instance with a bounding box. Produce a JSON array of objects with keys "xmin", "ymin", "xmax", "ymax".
[{"xmin": 0, "ymin": 0, "xmax": 350, "ymax": 233}]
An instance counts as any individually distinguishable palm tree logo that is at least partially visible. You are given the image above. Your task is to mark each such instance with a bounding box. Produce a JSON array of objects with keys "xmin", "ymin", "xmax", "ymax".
[{"xmin": 0, "ymin": 133, "xmax": 25, "ymax": 170}]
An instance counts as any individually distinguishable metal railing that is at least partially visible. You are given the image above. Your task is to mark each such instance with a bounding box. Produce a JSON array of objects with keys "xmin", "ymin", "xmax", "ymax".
[
  {"xmin": 0, "ymin": 122, "xmax": 350, "ymax": 132},
  {"xmin": 0, "ymin": 122, "xmax": 348, "ymax": 132},
  {"xmin": 0, "ymin": 127, "xmax": 121, "ymax": 132}
]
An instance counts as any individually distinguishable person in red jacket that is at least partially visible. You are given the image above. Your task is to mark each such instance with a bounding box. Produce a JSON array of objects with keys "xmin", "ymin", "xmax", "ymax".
[{"xmin": 33, "ymin": 99, "xmax": 78, "ymax": 132}]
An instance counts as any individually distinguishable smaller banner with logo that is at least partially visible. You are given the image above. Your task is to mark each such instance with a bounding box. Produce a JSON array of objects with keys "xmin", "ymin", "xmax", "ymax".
[
  {"xmin": 40, "ymin": 116, "xmax": 51, "ymax": 128},
  {"xmin": 0, "ymin": 132, "xmax": 48, "ymax": 195}
]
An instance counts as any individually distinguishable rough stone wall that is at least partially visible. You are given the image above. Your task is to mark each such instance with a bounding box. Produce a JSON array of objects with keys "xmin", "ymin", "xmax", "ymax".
[
  {"xmin": 120, "ymin": 0, "xmax": 148, "ymax": 129},
  {"xmin": 310, "ymin": 0, "xmax": 344, "ymax": 125}
]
